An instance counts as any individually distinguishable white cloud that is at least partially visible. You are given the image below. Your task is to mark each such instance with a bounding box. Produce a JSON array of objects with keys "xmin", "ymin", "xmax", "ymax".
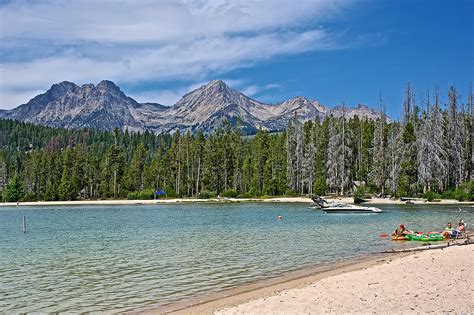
[
  {"xmin": 0, "ymin": 0, "xmax": 348, "ymax": 43},
  {"xmin": 265, "ymin": 83, "xmax": 281, "ymax": 89},
  {"xmin": 0, "ymin": 0, "xmax": 355, "ymax": 109},
  {"xmin": 241, "ymin": 85, "xmax": 260, "ymax": 96},
  {"xmin": 239, "ymin": 81, "xmax": 283, "ymax": 98}
]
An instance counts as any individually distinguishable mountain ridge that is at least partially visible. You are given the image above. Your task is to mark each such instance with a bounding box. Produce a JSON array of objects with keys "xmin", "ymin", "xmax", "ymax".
[{"xmin": 0, "ymin": 80, "xmax": 389, "ymax": 134}]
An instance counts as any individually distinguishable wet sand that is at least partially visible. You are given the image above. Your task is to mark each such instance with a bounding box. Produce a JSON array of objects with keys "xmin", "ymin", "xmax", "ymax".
[
  {"xmin": 135, "ymin": 244, "xmax": 472, "ymax": 314},
  {"xmin": 139, "ymin": 253, "xmax": 406, "ymax": 314}
]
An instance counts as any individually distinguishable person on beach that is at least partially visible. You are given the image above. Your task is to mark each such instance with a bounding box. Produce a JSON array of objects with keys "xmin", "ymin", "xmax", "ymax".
[
  {"xmin": 442, "ymin": 222, "xmax": 455, "ymax": 238},
  {"xmin": 446, "ymin": 220, "xmax": 466, "ymax": 238}
]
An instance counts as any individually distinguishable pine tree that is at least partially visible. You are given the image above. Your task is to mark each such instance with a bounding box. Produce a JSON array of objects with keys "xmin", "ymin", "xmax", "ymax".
[
  {"xmin": 3, "ymin": 174, "xmax": 23, "ymax": 202},
  {"xmin": 286, "ymin": 115, "xmax": 298, "ymax": 193},
  {"xmin": 232, "ymin": 129, "xmax": 244, "ymax": 194},
  {"xmin": 398, "ymin": 85, "xmax": 418, "ymax": 196},
  {"xmin": 370, "ymin": 93, "xmax": 387, "ymax": 195},
  {"xmin": 251, "ymin": 129, "xmax": 269, "ymax": 196},
  {"xmin": 84, "ymin": 153, "xmax": 100, "ymax": 198},
  {"xmin": 386, "ymin": 123, "xmax": 403, "ymax": 194},
  {"xmin": 313, "ymin": 117, "xmax": 328, "ymax": 195},
  {"xmin": 0, "ymin": 152, "xmax": 6, "ymax": 195},
  {"xmin": 417, "ymin": 91, "xmax": 433, "ymax": 193},
  {"xmin": 326, "ymin": 117, "xmax": 341, "ymax": 194},
  {"xmin": 101, "ymin": 145, "xmax": 125, "ymax": 197},
  {"xmin": 447, "ymin": 86, "xmax": 465, "ymax": 188},
  {"xmin": 302, "ymin": 121, "xmax": 315, "ymax": 195},
  {"xmin": 326, "ymin": 114, "xmax": 351, "ymax": 195},
  {"xmin": 426, "ymin": 87, "xmax": 448, "ymax": 191},
  {"xmin": 194, "ymin": 132, "xmax": 205, "ymax": 195},
  {"xmin": 468, "ymin": 83, "xmax": 474, "ymax": 181},
  {"xmin": 124, "ymin": 143, "xmax": 147, "ymax": 192},
  {"xmin": 58, "ymin": 147, "xmax": 76, "ymax": 200}
]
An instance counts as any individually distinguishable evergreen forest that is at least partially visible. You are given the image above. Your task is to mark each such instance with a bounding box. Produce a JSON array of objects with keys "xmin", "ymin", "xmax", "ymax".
[{"xmin": 1, "ymin": 85, "xmax": 472, "ymax": 202}]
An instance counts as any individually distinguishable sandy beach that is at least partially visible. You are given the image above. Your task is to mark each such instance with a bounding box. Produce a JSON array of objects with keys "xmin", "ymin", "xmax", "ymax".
[
  {"xmin": 167, "ymin": 244, "xmax": 473, "ymax": 314},
  {"xmin": 1, "ymin": 196, "xmax": 473, "ymax": 207}
]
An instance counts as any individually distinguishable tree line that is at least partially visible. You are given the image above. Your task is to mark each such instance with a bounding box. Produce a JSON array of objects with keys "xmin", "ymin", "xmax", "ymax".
[{"xmin": 0, "ymin": 84, "xmax": 472, "ymax": 202}]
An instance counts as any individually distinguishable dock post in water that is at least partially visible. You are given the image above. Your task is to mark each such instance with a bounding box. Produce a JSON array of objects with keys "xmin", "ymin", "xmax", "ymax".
[{"xmin": 22, "ymin": 215, "xmax": 26, "ymax": 233}]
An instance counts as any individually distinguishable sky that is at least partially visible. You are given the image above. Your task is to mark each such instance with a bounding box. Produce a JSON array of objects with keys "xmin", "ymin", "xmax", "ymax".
[{"xmin": 0, "ymin": 0, "xmax": 472, "ymax": 119}]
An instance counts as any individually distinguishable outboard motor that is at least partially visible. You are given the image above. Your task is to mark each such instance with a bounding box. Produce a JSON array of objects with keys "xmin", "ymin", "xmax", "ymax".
[{"xmin": 310, "ymin": 195, "xmax": 328, "ymax": 208}]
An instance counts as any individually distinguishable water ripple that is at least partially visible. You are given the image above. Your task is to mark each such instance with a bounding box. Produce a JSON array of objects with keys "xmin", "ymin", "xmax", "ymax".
[{"xmin": 0, "ymin": 203, "xmax": 471, "ymax": 312}]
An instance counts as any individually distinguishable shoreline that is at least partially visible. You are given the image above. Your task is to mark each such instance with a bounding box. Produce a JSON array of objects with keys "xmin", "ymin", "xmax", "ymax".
[
  {"xmin": 1, "ymin": 196, "xmax": 473, "ymax": 207},
  {"xmin": 139, "ymin": 251, "xmax": 409, "ymax": 314},
  {"xmin": 142, "ymin": 243, "xmax": 472, "ymax": 314}
]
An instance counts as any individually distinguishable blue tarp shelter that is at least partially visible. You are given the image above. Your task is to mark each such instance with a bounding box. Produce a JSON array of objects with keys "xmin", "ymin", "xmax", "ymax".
[{"xmin": 154, "ymin": 189, "xmax": 167, "ymax": 199}]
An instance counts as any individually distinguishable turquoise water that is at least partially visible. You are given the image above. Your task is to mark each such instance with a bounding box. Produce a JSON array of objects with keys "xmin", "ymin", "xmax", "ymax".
[{"xmin": 0, "ymin": 203, "xmax": 472, "ymax": 312}]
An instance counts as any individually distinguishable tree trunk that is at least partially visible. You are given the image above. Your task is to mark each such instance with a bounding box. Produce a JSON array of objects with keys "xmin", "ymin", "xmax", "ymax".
[{"xmin": 196, "ymin": 156, "xmax": 201, "ymax": 194}]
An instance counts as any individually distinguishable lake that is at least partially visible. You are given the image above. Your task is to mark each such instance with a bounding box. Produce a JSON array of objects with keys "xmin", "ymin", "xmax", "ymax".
[{"xmin": 0, "ymin": 202, "xmax": 472, "ymax": 312}]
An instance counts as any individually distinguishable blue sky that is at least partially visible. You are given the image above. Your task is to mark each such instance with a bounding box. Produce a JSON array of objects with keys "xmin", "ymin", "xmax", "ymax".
[{"xmin": 0, "ymin": 0, "xmax": 472, "ymax": 119}]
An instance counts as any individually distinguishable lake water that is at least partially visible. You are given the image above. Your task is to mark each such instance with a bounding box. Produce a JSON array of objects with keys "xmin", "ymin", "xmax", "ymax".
[{"xmin": 0, "ymin": 202, "xmax": 472, "ymax": 312}]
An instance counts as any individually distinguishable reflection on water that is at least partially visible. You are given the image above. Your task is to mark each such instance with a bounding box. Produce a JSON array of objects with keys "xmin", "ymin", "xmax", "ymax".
[{"xmin": 0, "ymin": 203, "xmax": 472, "ymax": 312}]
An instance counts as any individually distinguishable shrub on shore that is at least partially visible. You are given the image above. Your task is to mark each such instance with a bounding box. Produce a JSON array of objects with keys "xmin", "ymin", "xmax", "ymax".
[
  {"xmin": 221, "ymin": 189, "xmax": 238, "ymax": 198},
  {"xmin": 424, "ymin": 191, "xmax": 441, "ymax": 202},
  {"xmin": 238, "ymin": 192, "xmax": 253, "ymax": 198},
  {"xmin": 127, "ymin": 189, "xmax": 155, "ymax": 200},
  {"xmin": 197, "ymin": 191, "xmax": 216, "ymax": 199},
  {"xmin": 454, "ymin": 182, "xmax": 473, "ymax": 201},
  {"xmin": 440, "ymin": 181, "xmax": 474, "ymax": 201}
]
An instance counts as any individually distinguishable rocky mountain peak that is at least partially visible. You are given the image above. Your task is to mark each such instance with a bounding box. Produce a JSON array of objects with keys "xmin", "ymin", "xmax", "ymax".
[
  {"xmin": 207, "ymin": 79, "xmax": 227, "ymax": 88},
  {"xmin": 198, "ymin": 79, "xmax": 235, "ymax": 97},
  {"xmin": 49, "ymin": 81, "xmax": 78, "ymax": 98},
  {"xmin": 290, "ymin": 96, "xmax": 310, "ymax": 102},
  {"xmin": 2, "ymin": 79, "xmax": 390, "ymax": 134},
  {"xmin": 277, "ymin": 96, "xmax": 319, "ymax": 113},
  {"xmin": 356, "ymin": 104, "xmax": 371, "ymax": 110},
  {"xmin": 93, "ymin": 80, "xmax": 126, "ymax": 100},
  {"xmin": 96, "ymin": 80, "xmax": 123, "ymax": 95},
  {"xmin": 97, "ymin": 80, "xmax": 119, "ymax": 90},
  {"xmin": 175, "ymin": 80, "xmax": 242, "ymax": 110},
  {"xmin": 81, "ymin": 83, "xmax": 95, "ymax": 89}
]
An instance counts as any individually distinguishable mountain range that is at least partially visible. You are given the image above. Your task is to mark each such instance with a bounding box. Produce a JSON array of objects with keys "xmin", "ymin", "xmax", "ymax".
[{"xmin": 0, "ymin": 80, "xmax": 387, "ymax": 134}]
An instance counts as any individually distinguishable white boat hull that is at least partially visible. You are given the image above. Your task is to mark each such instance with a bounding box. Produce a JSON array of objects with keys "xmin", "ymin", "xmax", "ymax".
[
  {"xmin": 310, "ymin": 196, "xmax": 382, "ymax": 213},
  {"xmin": 322, "ymin": 204, "xmax": 382, "ymax": 213}
]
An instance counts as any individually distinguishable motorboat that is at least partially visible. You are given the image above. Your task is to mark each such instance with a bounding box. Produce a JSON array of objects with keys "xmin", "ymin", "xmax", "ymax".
[
  {"xmin": 320, "ymin": 203, "xmax": 382, "ymax": 213},
  {"xmin": 310, "ymin": 196, "xmax": 382, "ymax": 213}
]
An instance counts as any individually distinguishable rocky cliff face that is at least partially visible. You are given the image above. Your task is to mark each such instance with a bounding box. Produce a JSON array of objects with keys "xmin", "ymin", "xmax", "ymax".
[
  {"xmin": 2, "ymin": 80, "xmax": 165, "ymax": 132},
  {"xmin": 329, "ymin": 104, "xmax": 383, "ymax": 120},
  {"xmin": 1, "ymin": 80, "xmax": 389, "ymax": 134},
  {"xmin": 264, "ymin": 96, "xmax": 325, "ymax": 131},
  {"xmin": 148, "ymin": 80, "xmax": 272, "ymax": 134}
]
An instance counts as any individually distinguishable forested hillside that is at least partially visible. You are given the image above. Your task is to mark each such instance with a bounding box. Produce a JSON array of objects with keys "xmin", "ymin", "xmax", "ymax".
[{"xmin": 0, "ymin": 85, "xmax": 472, "ymax": 202}]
